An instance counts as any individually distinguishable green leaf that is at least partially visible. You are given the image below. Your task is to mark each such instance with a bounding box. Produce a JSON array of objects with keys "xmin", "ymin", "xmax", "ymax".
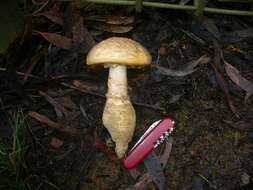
[{"xmin": 0, "ymin": 1, "xmax": 24, "ymax": 53}]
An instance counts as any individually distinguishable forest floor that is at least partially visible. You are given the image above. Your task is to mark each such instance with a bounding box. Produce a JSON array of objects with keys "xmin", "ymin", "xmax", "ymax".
[{"xmin": 0, "ymin": 1, "xmax": 253, "ymax": 190}]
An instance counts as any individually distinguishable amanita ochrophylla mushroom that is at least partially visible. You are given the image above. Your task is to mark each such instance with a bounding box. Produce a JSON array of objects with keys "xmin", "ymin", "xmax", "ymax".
[{"xmin": 86, "ymin": 37, "xmax": 151, "ymax": 158}]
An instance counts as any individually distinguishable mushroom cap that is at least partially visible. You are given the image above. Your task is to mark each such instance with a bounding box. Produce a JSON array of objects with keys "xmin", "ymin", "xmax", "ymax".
[{"xmin": 86, "ymin": 37, "xmax": 151, "ymax": 67}]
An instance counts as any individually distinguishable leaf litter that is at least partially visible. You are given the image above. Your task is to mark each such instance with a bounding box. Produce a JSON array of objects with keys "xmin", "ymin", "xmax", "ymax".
[
  {"xmin": 1, "ymin": 2, "xmax": 253, "ymax": 190},
  {"xmin": 127, "ymin": 139, "xmax": 173, "ymax": 190},
  {"xmin": 223, "ymin": 60, "xmax": 253, "ymax": 94},
  {"xmin": 153, "ymin": 55, "xmax": 210, "ymax": 77}
]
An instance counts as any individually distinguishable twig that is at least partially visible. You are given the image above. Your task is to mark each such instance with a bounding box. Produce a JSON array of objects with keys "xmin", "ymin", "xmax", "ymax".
[
  {"xmin": 28, "ymin": 111, "xmax": 60, "ymax": 128},
  {"xmin": 39, "ymin": 91, "xmax": 70, "ymax": 117},
  {"xmin": 61, "ymin": 82, "xmax": 164, "ymax": 110},
  {"xmin": 31, "ymin": 0, "xmax": 50, "ymax": 15},
  {"xmin": 0, "ymin": 68, "xmax": 43, "ymax": 80},
  {"xmin": 23, "ymin": 48, "xmax": 46, "ymax": 83},
  {"xmin": 61, "ymin": 82, "xmax": 104, "ymax": 97}
]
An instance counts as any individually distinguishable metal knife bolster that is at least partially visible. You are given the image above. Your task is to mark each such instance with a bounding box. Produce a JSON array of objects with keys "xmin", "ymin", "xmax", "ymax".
[{"xmin": 123, "ymin": 117, "xmax": 175, "ymax": 169}]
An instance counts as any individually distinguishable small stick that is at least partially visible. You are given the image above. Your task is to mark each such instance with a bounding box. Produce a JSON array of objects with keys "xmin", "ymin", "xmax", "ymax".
[
  {"xmin": 0, "ymin": 67, "xmax": 43, "ymax": 80},
  {"xmin": 61, "ymin": 82, "xmax": 164, "ymax": 111},
  {"xmin": 39, "ymin": 91, "xmax": 70, "ymax": 117}
]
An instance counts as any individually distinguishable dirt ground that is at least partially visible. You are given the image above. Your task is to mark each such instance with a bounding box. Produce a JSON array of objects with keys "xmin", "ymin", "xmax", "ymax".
[{"xmin": 0, "ymin": 1, "xmax": 253, "ymax": 190}]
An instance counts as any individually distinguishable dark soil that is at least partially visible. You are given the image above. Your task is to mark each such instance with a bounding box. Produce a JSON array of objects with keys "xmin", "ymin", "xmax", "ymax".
[{"xmin": 0, "ymin": 2, "xmax": 253, "ymax": 190}]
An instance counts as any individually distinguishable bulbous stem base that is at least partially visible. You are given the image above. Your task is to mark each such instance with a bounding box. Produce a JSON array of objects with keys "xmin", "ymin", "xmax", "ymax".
[{"xmin": 102, "ymin": 64, "xmax": 136, "ymax": 158}]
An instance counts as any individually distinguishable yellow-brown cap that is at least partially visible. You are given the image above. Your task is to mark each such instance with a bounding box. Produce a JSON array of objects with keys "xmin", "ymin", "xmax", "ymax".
[{"xmin": 86, "ymin": 37, "xmax": 151, "ymax": 67}]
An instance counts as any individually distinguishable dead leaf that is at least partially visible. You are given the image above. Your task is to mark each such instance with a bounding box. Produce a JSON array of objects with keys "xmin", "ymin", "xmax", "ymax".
[
  {"xmin": 94, "ymin": 130, "xmax": 119, "ymax": 163},
  {"xmin": 211, "ymin": 44, "xmax": 239, "ymax": 117},
  {"xmin": 50, "ymin": 137, "xmax": 64, "ymax": 148},
  {"xmin": 72, "ymin": 13, "xmax": 96, "ymax": 51},
  {"xmin": 73, "ymin": 80, "xmax": 105, "ymax": 93},
  {"xmin": 230, "ymin": 28, "xmax": 253, "ymax": 38},
  {"xmin": 224, "ymin": 119, "xmax": 253, "ymax": 132},
  {"xmin": 54, "ymin": 96, "xmax": 77, "ymax": 110},
  {"xmin": 168, "ymin": 95, "xmax": 182, "ymax": 104},
  {"xmin": 127, "ymin": 138, "xmax": 173, "ymax": 190},
  {"xmin": 143, "ymin": 152, "xmax": 165, "ymax": 190},
  {"xmin": 181, "ymin": 29, "xmax": 206, "ymax": 45},
  {"xmin": 160, "ymin": 138, "xmax": 173, "ymax": 167},
  {"xmin": 224, "ymin": 62, "xmax": 253, "ymax": 94},
  {"xmin": 86, "ymin": 15, "xmax": 134, "ymax": 25},
  {"xmin": 158, "ymin": 46, "xmax": 168, "ymax": 56},
  {"xmin": 22, "ymin": 48, "xmax": 45, "ymax": 83},
  {"xmin": 39, "ymin": 91, "xmax": 70, "ymax": 118},
  {"xmin": 126, "ymin": 173, "xmax": 151, "ymax": 190},
  {"xmin": 91, "ymin": 23, "xmax": 133, "ymax": 33},
  {"xmin": 192, "ymin": 166, "xmax": 216, "ymax": 190},
  {"xmin": 35, "ymin": 11, "xmax": 63, "ymax": 25},
  {"xmin": 199, "ymin": 16, "xmax": 220, "ymax": 40},
  {"xmin": 128, "ymin": 169, "xmax": 141, "ymax": 180},
  {"xmin": 28, "ymin": 111, "xmax": 79, "ymax": 135},
  {"xmin": 153, "ymin": 55, "xmax": 210, "ymax": 77},
  {"xmin": 29, "ymin": 111, "xmax": 60, "ymax": 128},
  {"xmin": 153, "ymin": 64, "xmax": 197, "ymax": 77},
  {"xmin": 245, "ymin": 92, "xmax": 252, "ymax": 103},
  {"xmin": 185, "ymin": 55, "xmax": 210, "ymax": 70},
  {"xmin": 61, "ymin": 82, "xmax": 105, "ymax": 98},
  {"xmin": 36, "ymin": 31, "xmax": 72, "ymax": 50}
]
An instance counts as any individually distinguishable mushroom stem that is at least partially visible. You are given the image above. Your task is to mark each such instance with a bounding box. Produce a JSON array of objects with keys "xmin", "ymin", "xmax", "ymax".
[
  {"xmin": 107, "ymin": 64, "xmax": 128, "ymax": 98},
  {"xmin": 103, "ymin": 64, "xmax": 136, "ymax": 158}
]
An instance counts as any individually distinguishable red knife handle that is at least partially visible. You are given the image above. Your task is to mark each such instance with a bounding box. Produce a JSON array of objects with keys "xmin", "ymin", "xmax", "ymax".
[{"xmin": 123, "ymin": 117, "xmax": 175, "ymax": 169}]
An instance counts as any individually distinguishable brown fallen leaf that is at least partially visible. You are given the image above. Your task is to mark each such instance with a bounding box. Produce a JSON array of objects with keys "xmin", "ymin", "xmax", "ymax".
[
  {"xmin": 94, "ymin": 130, "xmax": 119, "ymax": 163},
  {"xmin": 28, "ymin": 111, "xmax": 79, "ymax": 135},
  {"xmin": 72, "ymin": 13, "xmax": 96, "ymax": 51},
  {"xmin": 126, "ymin": 173, "xmax": 151, "ymax": 190},
  {"xmin": 86, "ymin": 15, "xmax": 134, "ymax": 25},
  {"xmin": 35, "ymin": 11, "xmax": 63, "ymax": 25},
  {"xmin": 22, "ymin": 48, "xmax": 45, "ymax": 83},
  {"xmin": 35, "ymin": 31, "xmax": 72, "ymax": 50},
  {"xmin": 54, "ymin": 96, "xmax": 77, "ymax": 110},
  {"xmin": 153, "ymin": 55, "xmax": 210, "ymax": 77},
  {"xmin": 160, "ymin": 138, "xmax": 173, "ymax": 167},
  {"xmin": 73, "ymin": 80, "xmax": 105, "ymax": 93},
  {"xmin": 50, "ymin": 137, "xmax": 64, "ymax": 148},
  {"xmin": 127, "ymin": 138, "xmax": 173, "ymax": 190},
  {"xmin": 143, "ymin": 153, "xmax": 165, "ymax": 190},
  {"xmin": 29, "ymin": 111, "xmax": 60, "ymax": 128},
  {"xmin": 61, "ymin": 82, "xmax": 105, "ymax": 98},
  {"xmin": 198, "ymin": 16, "xmax": 220, "ymax": 40},
  {"xmin": 128, "ymin": 168, "xmax": 141, "ymax": 180},
  {"xmin": 245, "ymin": 92, "xmax": 252, "ymax": 103},
  {"xmin": 211, "ymin": 44, "xmax": 239, "ymax": 117},
  {"xmin": 224, "ymin": 62, "xmax": 253, "ymax": 94},
  {"xmin": 91, "ymin": 23, "xmax": 133, "ymax": 33}
]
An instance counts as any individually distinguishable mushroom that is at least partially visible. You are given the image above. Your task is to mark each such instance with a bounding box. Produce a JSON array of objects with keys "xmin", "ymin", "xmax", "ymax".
[{"xmin": 86, "ymin": 37, "xmax": 151, "ymax": 158}]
